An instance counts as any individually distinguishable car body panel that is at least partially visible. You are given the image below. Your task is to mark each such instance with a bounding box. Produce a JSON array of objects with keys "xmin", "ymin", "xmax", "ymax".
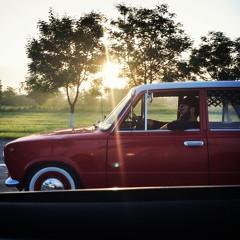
[
  {"xmin": 4, "ymin": 128, "xmax": 110, "ymax": 189},
  {"xmin": 207, "ymin": 131, "xmax": 240, "ymax": 185},
  {"xmin": 107, "ymin": 130, "xmax": 208, "ymax": 187}
]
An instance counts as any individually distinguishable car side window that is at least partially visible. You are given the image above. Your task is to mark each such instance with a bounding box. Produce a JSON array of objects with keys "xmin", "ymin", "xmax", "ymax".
[
  {"xmin": 208, "ymin": 90, "xmax": 240, "ymax": 129},
  {"xmin": 119, "ymin": 90, "xmax": 200, "ymax": 131},
  {"xmin": 147, "ymin": 96, "xmax": 178, "ymax": 129}
]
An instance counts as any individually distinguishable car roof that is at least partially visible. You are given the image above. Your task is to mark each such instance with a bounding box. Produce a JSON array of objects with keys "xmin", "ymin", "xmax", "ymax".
[{"xmin": 134, "ymin": 80, "xmax": 240, "ymax": 95}]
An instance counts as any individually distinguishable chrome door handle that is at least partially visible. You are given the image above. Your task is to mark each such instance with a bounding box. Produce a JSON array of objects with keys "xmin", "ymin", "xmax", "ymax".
[{"xmin": 184, "ymin": 141, "xmax": 204, "ymax": 147}]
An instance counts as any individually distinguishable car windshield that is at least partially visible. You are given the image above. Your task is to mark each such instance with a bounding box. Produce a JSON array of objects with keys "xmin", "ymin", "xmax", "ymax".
[{"xmin": 99, "ymin": 89, "xmax": 134, "ymax": 130}]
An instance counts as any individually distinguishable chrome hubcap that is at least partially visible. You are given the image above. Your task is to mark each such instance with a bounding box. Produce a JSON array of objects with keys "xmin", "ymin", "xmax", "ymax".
[{"xmin": 40, "ymin": 178, "xmax": 64, "ymax": 190}]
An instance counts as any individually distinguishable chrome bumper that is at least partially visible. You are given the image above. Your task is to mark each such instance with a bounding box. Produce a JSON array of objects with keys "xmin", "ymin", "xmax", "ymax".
[{"xmin": 5, "ymin": 177, "xmax": 19, "ymax": 187}]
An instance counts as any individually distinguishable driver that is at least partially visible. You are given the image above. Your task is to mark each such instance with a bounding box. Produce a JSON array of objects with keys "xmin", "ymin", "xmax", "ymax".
[{"xmin": 160, "ymin": 96, "xmax": 200, "ymax": 130}]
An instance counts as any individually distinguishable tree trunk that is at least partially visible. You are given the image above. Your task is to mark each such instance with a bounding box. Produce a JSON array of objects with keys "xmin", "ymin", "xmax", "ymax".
[
  {"xmin": 69, "ymin": 113, "xmax": 74, "ymax": 128},
  {"xmin": 69, "ymin": 103, "xmax": 75, "ymax": 128}
]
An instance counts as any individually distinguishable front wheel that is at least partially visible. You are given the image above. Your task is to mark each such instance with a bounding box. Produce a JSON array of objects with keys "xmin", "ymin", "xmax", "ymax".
[{"xmin": 25, "ymin": 165, "xmax": 81, "ymax": 191}]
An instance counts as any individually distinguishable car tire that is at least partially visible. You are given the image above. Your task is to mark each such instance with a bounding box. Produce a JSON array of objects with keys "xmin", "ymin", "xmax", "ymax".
[{"xmin": 25, "ymin": 164, "xmax": 82, "ymax": 191}]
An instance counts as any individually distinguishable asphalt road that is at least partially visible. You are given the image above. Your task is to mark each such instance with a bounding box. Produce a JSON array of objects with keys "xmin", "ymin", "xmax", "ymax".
[{"xmin": 0, "ymin": 139, "xmax": 18, "ymax": 192}]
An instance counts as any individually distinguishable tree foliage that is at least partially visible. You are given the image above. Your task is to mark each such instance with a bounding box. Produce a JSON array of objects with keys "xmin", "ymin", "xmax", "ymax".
[
  {"xmin": 108, "ymin": 3, "xmax": 193, "ymax": 87},
  {"xmin": 0, "ymin": 80, "xmax": 2, "ymax": 102},
  {"xmin": 0, "ymin": 85, "xmax": 16, "ymax": 106},
  {"xmin": 188, "ymin": 31, "xmax": 240, "ymax": 80},
  {"xmin": 0, "ymin": 86, "xmax": 35, "ymax": 107},
  {"xmin": 25, "ymin": 9, "xmax": 106, "ymax": 127},
  {"xmin": 20, "ymin": 80, "xmax": 55, "ymax": 106},
  {"xmin": 11, "ymin": 5, "xmax": 238, "ymax": 122}
]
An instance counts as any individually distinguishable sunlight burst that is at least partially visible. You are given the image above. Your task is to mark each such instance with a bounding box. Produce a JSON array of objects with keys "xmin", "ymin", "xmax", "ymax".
[{"xmin": 103, "ymin": 62, "xmax": 126, "ymax": 89}]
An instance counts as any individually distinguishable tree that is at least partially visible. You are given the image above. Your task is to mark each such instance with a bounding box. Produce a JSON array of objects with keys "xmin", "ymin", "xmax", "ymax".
[
  {"xmin": 21, "ymin": 79, "xmax": 56, "ymax": 106},
  {"xmin": 0, "ymin": 80, "xmax": 2, "ymax": 104},
  {"xmin": 188, "ymin": 31, "xmax": 240, "ymax": 80},
  {"xmin": 1, "ymin": 87, "xmax": 16, "ymax": 106},
  {"xmin": 25, "ymin": 9, "xmax": 106, "ymax": 127},
  {"xmin": 108, "ymin": 3, "xmax": 193, "ymax": 87}
]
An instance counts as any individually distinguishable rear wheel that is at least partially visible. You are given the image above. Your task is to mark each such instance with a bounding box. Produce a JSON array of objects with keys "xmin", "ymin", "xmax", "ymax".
[{"xmin": 25, "ymin": 165, "xmax": 81, "ymax": 191}]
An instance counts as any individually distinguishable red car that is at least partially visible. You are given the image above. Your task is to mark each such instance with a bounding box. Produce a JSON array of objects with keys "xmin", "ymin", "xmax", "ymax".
[{"xmin": 3, "ymin": 81, "xmax": 240, "ymax": 191}]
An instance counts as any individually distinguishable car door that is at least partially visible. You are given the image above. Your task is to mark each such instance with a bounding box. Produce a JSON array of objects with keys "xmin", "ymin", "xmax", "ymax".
[
  {"xmin": 106, "ymin": 89, "xmax": 208, "ymax": 187},
  {"xmin": 206, "ymin": 88, "xmax": 240, "ymax": 185}
]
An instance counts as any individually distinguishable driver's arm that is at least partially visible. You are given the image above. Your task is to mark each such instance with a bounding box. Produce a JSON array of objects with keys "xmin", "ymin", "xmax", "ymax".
[{"xmin": 160, "ymin": 123, "xmax": 168, "ymax": 130}]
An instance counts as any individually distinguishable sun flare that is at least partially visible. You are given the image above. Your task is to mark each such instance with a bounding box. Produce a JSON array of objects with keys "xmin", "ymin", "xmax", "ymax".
[{"xmin": 103, "ymin": 62, "xmax": 126, "ymax": 89}]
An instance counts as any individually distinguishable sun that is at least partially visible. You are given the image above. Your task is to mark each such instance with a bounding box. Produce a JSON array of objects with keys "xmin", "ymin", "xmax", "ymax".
[{"xmin": 103, "ymin": 62, "xmax": 126, "ymax": 89}]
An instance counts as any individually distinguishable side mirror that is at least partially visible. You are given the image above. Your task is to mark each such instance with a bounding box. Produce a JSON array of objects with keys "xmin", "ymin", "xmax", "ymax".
[{"xmin": 147, "ymin": 92, "xmax": 153, "ymax": 103}]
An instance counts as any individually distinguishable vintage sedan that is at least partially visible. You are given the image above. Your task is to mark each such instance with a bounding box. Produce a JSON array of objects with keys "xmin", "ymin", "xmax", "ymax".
[{"xmin": 3, "ymin": 80, "xmax": 240, "ymax": 191}]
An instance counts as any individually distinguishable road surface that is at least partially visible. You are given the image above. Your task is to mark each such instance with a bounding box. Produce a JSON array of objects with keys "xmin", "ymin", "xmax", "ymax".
[{"xmin": 0, "ymin": 139, "xmax": 18, "ymax": 192}]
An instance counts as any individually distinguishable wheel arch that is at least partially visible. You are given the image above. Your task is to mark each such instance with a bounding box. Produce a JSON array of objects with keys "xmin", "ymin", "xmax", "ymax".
[{"xmin": 22, "ymin": 161, "xmax": 84, "ymax": 190}]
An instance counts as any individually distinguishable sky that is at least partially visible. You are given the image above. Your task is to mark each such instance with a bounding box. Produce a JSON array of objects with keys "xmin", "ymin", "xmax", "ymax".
[{"xmin": 0, "ymin": 0, "xmax": 240, "ymax": 90}]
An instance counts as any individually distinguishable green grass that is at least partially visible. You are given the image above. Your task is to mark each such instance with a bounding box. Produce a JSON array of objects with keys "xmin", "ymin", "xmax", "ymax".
[
  {"xmin": 0, "ymin": 111, "xmax": 105, "ymax": 139},
  {"xmin": 0, "ymin": 108, "xmax": 176, "ymax": 139}
]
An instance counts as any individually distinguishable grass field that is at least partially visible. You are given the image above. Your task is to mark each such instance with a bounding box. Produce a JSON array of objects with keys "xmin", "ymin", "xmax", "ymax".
[
  {"xmin": 0, "ymin": 101, "xmax": 179, "ymax": 139},
  {"xmin": 0, "ymin": 109, "xmax": 176, "ymax": 139},
  {"xmin": 0, "ymin": 111, "xmax": 105, "ymax": 139}
]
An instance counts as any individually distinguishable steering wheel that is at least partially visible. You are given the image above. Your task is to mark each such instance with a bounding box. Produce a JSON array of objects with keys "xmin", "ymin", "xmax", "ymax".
[{"xmin": 131, "ymin": 113, "xmax": 142, "ymax": 129}]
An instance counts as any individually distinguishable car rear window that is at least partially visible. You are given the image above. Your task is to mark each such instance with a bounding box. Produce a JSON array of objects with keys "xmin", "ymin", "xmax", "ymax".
[{"xmin": 208, "ymin": 89, "xmax": 240, "ymax": 129}]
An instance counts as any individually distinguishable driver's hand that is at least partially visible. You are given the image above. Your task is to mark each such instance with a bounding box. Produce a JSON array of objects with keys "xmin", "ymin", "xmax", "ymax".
[
  {"xmin": 132, "ymin": 113, "xmax": 138, "ymax": 119},
  {"xmin": 133, "ymin": 113, "xmax": 141, "ymax": 121}
]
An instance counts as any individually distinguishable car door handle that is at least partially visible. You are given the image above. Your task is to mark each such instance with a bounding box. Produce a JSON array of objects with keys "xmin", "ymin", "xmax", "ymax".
[{"xmin": 184, "ymin": 141, "xmax": 204, "ymax": 147}]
